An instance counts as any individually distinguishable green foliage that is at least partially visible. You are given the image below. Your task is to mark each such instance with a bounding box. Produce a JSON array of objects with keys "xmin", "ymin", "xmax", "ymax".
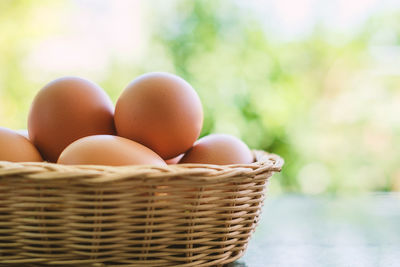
[{"xmin": 151, "ymin": 1, "xmax": 399, "ymax": 193}]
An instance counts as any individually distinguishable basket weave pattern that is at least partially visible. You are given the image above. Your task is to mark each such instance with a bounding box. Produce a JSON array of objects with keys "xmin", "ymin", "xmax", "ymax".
[{"xmin": 0, "ymin": 151, "xmax": 283, "ymax": 266}]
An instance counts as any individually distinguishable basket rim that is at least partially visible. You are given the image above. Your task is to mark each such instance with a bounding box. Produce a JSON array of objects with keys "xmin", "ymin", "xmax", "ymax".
[{"xmin": 0, "ymin": 150, "xmax": 283, "ymax": 182}]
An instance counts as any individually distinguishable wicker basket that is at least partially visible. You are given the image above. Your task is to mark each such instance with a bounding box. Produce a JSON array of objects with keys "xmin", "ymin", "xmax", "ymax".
[{"xmin": 0, "ymin": 150, "xmax": 283, "ymax": 266}]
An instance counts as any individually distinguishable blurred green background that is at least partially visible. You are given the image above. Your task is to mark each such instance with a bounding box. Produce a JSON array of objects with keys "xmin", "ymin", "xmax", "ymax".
[{"xmin": 0, "ymin": 0, "xmax": 399, "ymax": 194}]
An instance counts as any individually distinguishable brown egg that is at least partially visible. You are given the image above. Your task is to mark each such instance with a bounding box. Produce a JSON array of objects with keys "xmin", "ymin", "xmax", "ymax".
[
  {"xmin": 179, "ymin": 134, "xmax": 253, "ymax": 165},
  {"xmin": 165, "ymin": 154, "xmax": 183, "ymax": 164},
  {"xmin": 0, "ymin": 127, "xmax": 43, "ymax": 162},
  {"xmin": 58, "ymin": 135, "xmax": 166, "ymax": 166},
  {"xmin": 28, "ymin": 77, "xmax": 115, "ymax": 162},
  {"xmin": 115, "ymin": 72, "xmax": 203, "ymax": 159}
]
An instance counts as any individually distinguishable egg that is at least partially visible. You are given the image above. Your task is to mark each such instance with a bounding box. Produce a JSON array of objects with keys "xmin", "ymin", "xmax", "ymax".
[
  {"xmin": 0, "ymin": 127, "xmax": 43, "ymax": 162},
  {"xmin": 115, "ymin": 72, "xmax": 203, "ymax": 159},
  {"xmin": 58, "ymin": 135, "xmax": 166, "ymax": 166},
  {"xmin": 165, "ymin": 154, "xmax": 184, "ymax": 164},
  {"xmin": 28, "ymin": 77, "xmax": 115, "ymax": 162},
  {"xmin": 179, "ymin": 134, "xmax": 253, "ymax": 165}
]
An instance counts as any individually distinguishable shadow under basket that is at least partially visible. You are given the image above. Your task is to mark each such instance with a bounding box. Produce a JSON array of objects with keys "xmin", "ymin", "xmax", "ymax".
[{"xmin": 0, "ymin": 150, "xmax": 283, "ymax": 267}]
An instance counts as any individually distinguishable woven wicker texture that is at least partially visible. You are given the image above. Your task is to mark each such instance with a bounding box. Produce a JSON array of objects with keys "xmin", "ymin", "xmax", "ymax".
[{"xmin": 0, "ymin": 150, "xmax": 283, "ymax": 266}]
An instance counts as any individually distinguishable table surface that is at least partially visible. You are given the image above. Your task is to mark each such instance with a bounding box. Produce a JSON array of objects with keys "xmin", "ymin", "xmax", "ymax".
[{"xmin": 228, "ymin": 193, "xmax": 400, "ymax": 267}]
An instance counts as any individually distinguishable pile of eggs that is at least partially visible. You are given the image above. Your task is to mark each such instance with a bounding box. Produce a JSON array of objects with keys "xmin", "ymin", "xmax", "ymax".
[{"xmin": 0, "ymin": 72, "xmax": 253, "ymax": 166}]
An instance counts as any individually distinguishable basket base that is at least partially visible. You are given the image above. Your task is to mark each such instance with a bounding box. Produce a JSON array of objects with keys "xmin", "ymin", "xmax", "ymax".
[{"xmin": 0, "ymin": 248, "xmax": 245, "ymax": 267}]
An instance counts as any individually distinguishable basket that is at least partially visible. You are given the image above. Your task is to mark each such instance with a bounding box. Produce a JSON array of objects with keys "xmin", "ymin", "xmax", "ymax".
[{"xmin": 0, "ymin": 150, "xmax": 283, "ymax": 266}]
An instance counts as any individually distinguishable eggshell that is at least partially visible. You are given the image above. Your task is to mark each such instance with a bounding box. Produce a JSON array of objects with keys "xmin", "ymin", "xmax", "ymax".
[
  {"xmin": 115, "ymin": 72, "xmax": 203, "ymax": 159},
  {"xmin": 165, "ymin": 154, "xmax": 184, "ymax": 165},
  {"xmin": 179, "ymin": 134, "xmax": 253, "ymax": 165},
  {"xmin": 28, "ymin": 77, "xmax": 115, "ymax": 162},
  {"xmin": 0, "ymin": 127, "xmax": 43, "ymax": 162},
  {"xmin": 58, "ymin": 135, "xmax": 166, "ymax": 166}
]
